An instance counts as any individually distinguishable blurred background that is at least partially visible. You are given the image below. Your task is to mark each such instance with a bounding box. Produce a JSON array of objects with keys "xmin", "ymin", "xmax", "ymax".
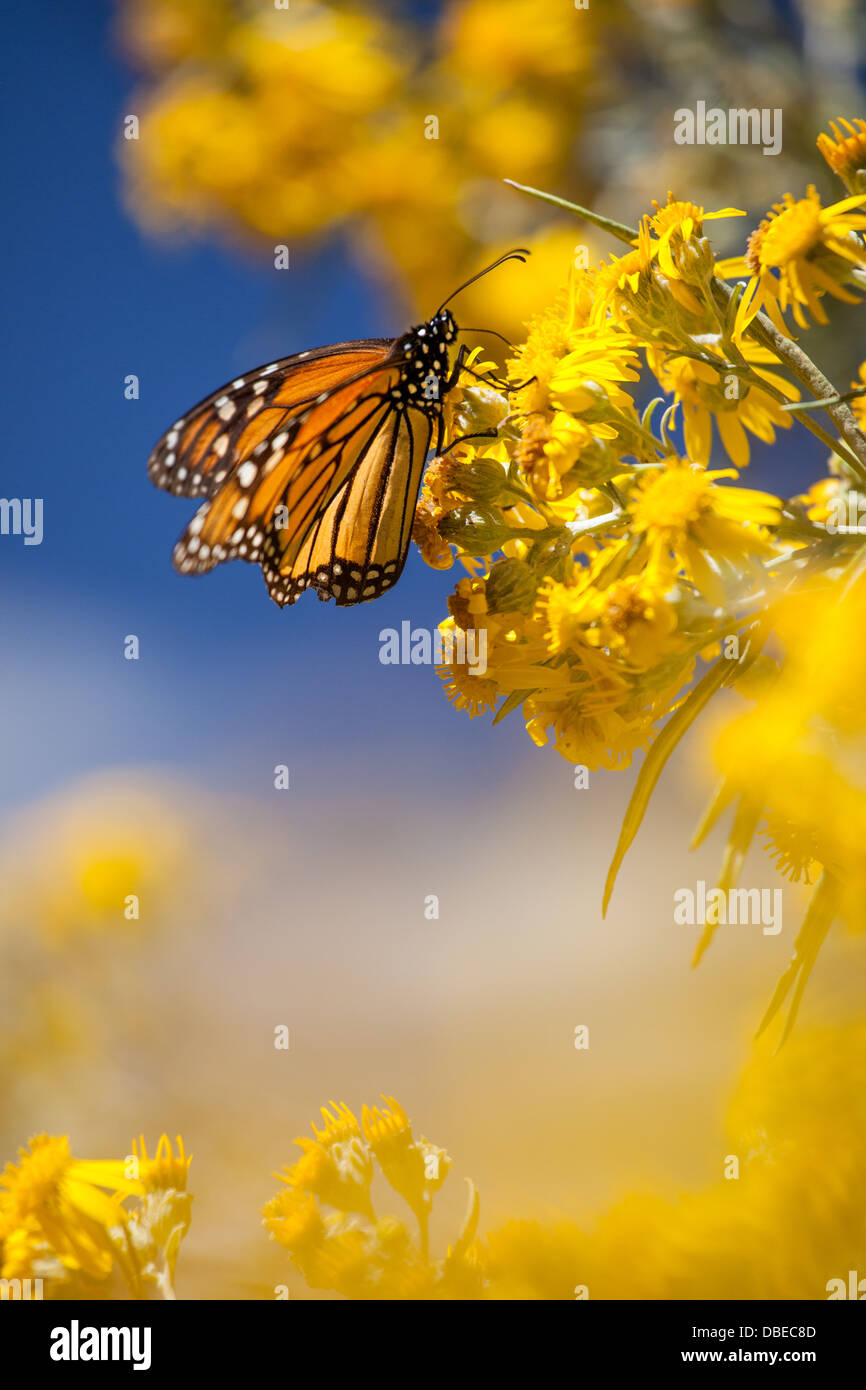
[{"xmin": 2, "ymin": 0, "xmax": 865, "ymax": 1298}]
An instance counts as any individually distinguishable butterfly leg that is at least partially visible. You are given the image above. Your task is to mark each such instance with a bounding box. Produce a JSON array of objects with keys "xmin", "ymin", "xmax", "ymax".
[
  {"xmin": 440, "ymin": 426, "xmax": 499, "ymax": 453},
  {"xmin": 448, "ymin": 346, "xmax": 535, "ymax": 396}
]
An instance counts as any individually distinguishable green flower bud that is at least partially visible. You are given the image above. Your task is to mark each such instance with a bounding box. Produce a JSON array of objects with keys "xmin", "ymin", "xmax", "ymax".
[
  {"xmin": 438, "ymin": 507, "xmax": 514, "ymax": 556},
  {"xmin": 449, "ymin": 457, "xmax": 510, "ymax": 505},
  {"xmin": 485, "ymin": 557, "xmax": 539, "ymax": 613}
]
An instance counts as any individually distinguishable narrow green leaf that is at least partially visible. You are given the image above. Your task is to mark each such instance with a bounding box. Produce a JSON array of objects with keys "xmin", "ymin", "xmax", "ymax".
[
  {"xmin": 690, "ymin": 777, "xmax": 737, "ymax": 851},
  {"xmin": 503, "ymin": 180, "xmax": 638, "ymax": 246},
  {"xmin": 692, "ymin": 794, "xmax": 762, "ymax": 968},
  {"xmin": 756, "ymin": 872, "xmax": 838, "ymax": 1047},
  {"xmin": 602, "ymin": 657, "xmax": 731, "ymax": 916},
  {"xmin": 492, "ymin": 689, "xmax": 533, "ymax": 725}
]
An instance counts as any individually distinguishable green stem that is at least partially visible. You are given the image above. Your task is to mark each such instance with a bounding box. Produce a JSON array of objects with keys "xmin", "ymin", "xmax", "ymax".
[{"xmin": 503, "ymin": 181, "xmax": 637, "ymax": 246}]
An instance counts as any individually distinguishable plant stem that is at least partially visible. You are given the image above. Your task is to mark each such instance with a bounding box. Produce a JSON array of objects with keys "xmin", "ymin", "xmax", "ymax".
[{"xmin": 503, "ymin": 181, "xmax": 637, "ymax": 246}]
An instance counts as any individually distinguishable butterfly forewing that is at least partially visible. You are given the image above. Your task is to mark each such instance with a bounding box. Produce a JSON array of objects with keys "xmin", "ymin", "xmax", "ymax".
[
  {"xmin": 147, "ymin": 342, "xmax": 392, "ymax": 500},
  {"xmin": 171, "ymin": 359, "xmax": 403, "ymax": 580}
]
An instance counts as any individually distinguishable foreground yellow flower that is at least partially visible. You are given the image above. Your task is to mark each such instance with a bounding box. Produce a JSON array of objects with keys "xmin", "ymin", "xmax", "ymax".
[
  {"xmin": 0, "ymin": 1135, "xmax": 124, "ymax": 1282},
  {"xmin": 0, "ymin": 1131, "xmax": 192, "ymax": 1297},
  {"xmin": 264, "ymin": 1096, "xmax": 477, "ymax": 1299}
]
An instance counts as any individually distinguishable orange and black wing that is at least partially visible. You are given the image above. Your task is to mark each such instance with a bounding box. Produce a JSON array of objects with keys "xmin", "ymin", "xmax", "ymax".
[
  {"xmin": 267, "ymin": 404, "xmax": 434, "ymax": 605},
  {"xmin": 150, "ymin": 340, "xmax": 437, "ymax": 606},
  {"xmin": 148, "ymin": 340, "xmax": 392, "ymax": 500}
]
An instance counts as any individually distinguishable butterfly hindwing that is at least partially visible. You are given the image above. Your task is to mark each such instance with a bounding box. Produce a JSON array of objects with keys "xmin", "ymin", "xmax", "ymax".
[{"xmin": 267, "ymin": 406, "xmax": 434, "ymax": 606}]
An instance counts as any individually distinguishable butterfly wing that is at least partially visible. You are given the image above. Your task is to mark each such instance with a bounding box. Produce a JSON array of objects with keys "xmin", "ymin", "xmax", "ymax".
[
  {"xmin": 150, "ymin": 330, "xmax": 448, "ymax": 608},
  {"xmin": 148, "ymin": 341, "xmax": 392, "ymax": 500},
  {"xmin": 267, "ymin": 405, "xmax": 434, "ymax": 605}
]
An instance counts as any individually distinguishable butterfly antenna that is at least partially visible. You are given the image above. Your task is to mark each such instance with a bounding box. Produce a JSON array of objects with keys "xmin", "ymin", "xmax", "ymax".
[
  {"xmin": 436, "ymin": 248, "xmax": 530, "ymax": 313},
  {"xmin": 457, "ymin": 327, "xmax": 515, "ymax": 349}
]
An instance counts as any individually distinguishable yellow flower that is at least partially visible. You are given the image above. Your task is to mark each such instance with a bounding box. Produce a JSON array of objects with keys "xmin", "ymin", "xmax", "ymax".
[
  {"xmin": 265, "ymin": 1095, "xmax": 477, "ymax": 1298},
  {"xmin": 649, "ymin": 194, "xmax": 745, "ymax": 290},
  {"xmin": 648, "ymin": 343, "xmax": 798, "ymax": 468},
  {"xmin": 593, "ymin": 217, "xmax": 707, "ymax": 325},
  {"xmin": 547, "ymin": 327, "xmax": 641, "ymax": 415},
  {"xmin": 128, "ymin": 1134, "xmax": 191, "ymax": 1193},
  {"xmin": 796, "ymin": 474, "xmax": 849, "ymax": 525},
  {"xmin": 0, "ymin": 1135, "xmax": 125, "ymax": 1281},
  {"xmin": 631, "ymin": 459, "xmax": 781, "ymax": 605},
  {"xmin": 281, "ymin": 1102, "xmax": 375, "ymax": 1219},
  {"xmin": 262, "ymin": 1188, "xmax": 324, "ymax": 1254},
  {"xmin": 361, "ymin": 1096, "xmax": 452, "ymax": 1224},
  {"xmin": 816, "ymin": 118, "xmax": 866, "ymax": 193},
  {"xmin": 525, "ymin": 690, "xmax": 655, "ymax": 772},
  {"xmin": 720, "ymin": 187, "xmax": 866, "ymax": 333},
  {"xmin": 584, "ymin": 574, "xmax": 684, "ymax": 671},
  {"xmin": 0, "ymin": 773, "xmax": 196, "ymax": 944}
]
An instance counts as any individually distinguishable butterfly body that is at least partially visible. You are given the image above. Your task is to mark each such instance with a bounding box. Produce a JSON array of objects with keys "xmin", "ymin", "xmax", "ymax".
[{"xmin": 148, "ymin": 251, "xmax": 525, "ymax": 608}]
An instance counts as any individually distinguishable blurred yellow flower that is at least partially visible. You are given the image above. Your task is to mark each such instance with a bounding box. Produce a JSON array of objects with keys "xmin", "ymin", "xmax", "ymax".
[{"xmin": 0, "ymin": 773, "xmax": 200, "ymax": 944}]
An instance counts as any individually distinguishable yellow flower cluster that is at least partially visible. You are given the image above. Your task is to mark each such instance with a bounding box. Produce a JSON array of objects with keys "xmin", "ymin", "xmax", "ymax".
[
  {"xmin": 118, "ymin": 0, "xmax": 598, "ymax": 316},
  {"xmin": 420, "ymin": 193, "xmax": 801, "ymax": 772},
  {"xmin": 414, "ymin": 124, "xmax": 866, "ymax": 1024},
  {"xmin": 272, "ymin": 1022, "xmax": 866, "ymax": 1299},
  {"xmin": 0, "ymin": 1133, "xmax": 191, "ymax": 1299},
  {"xmin": 262, "ymin": 1097, "xmax": 481, "ymax": 1299},
  {"xmin": 9, "ymin": 1011, "xmax": 866, "ymax": 1303}
]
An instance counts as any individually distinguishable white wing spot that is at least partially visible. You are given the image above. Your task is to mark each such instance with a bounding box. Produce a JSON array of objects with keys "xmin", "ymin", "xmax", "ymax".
[{"xmin": 237, "ymin": 462, "xmax": 257, "ymax": 488}]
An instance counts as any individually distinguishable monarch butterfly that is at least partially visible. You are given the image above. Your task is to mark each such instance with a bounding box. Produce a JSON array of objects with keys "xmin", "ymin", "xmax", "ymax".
[{"xmin": 148, "ymin": 249, "xmax": 528, "ymax": 608}]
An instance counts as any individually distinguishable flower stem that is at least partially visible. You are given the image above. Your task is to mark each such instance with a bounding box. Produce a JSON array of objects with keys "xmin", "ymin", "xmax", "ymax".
[{"xmin": 503, "ymin": 181, "xmax": 637, "ymax": 246}]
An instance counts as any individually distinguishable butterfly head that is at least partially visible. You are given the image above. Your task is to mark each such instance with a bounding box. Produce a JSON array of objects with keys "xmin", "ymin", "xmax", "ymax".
[
  {"xmin": 391, "ymin": 310, "xmax": 459, "ymax": 415},
  {"xmin": 433, "ymin": 308, "xmax": 458, "ymax": 343}
]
